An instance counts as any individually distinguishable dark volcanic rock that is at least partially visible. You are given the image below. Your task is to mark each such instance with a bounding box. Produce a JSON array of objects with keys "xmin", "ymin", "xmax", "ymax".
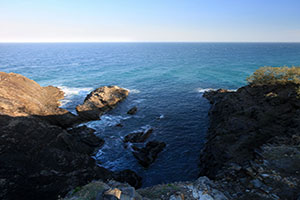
[
  {"xmin": 76, "ymin": 86, "xmax": 129, "ymax": 121},
  {"xmin": 0, "ymin": 73, "xmax": 141, "ymax": 200},
  {"xmin": 127, "ymin": 106, "xmax": 137, "ymax": 115},
  {"xmin": 113, "ymin": 169, "xmax": 142, "ymax": 189},
  {"xmin": 132, "ymin": 141, "xmax": 166, "ymax": 168},
  {"xmin": 0, "ymin": 115, "xmax": 113, "ymax": 200},
  {"xmin": 124, "ymin": 128, "xmax": 153, "ymax": 143},
  {"xmin": 200, "ymin": 83, "xmax": 300, "ymax": 199}
]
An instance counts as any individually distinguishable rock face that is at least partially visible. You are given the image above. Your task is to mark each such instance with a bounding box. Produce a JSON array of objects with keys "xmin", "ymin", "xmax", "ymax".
[
  {"xmin": 0, "ymin": 73, "xmax": 141, "ymax": 200},
  {"xmin": 0, "ymin": 115, "xmax": 113, "ymax": 200},
  {"xmin": 64, "ymin": 177, "xmax": 228, "ymax": 200},
  {"xmin": 123, "ymin": 128, "xmax": 153, "ymax": 143},
  {"xmin": 200, "ymin": 83, "xmax": 300, "ymax": 199},
  {"xmin": 0, "ymin": 72, "xmax": 78, "ymax": 127},
  {"xmin": 76, "ymin": 86, "xmax": 129, "ymax": 121},
  {"xmin": 132, "ymin": 141, "xmax": 166, "ymax": 168}
]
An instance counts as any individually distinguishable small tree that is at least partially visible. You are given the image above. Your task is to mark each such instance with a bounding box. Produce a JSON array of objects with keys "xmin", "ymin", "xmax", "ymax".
[{"xmin": 247, "ymin": 66, "xmax": 300, "ymax": 86}]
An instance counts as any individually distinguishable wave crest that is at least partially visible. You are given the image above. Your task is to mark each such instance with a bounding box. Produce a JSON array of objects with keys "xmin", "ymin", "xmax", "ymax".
[{"xmin": 58, "ymin": 86, "xmax": 93, "ymax": 97}]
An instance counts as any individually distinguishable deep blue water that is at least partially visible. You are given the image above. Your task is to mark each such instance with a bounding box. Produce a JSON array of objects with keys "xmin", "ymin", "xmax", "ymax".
[{"xmin": 1, "ymin": 43, "xmax": 300, "ymax": 187}]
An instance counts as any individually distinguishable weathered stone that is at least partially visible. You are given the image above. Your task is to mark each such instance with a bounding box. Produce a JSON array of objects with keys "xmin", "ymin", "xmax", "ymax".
[
  {"xmin": 124, "ymin": 128, "xmax": 153, "ymax": 143},
  {"xmin": 104, "ymin": 188, "xmax": 122, "ymax": 199},
  {"xmin": 76, "ymin": 86, "xmax": 129, "ymax": 121},
  {"xmin": 0, "ymin": 72, "xmax": 78, "ymax": 127},
  {"xmin": 132, "ymin": 141, "xmax": 166, "ymax": 168}
]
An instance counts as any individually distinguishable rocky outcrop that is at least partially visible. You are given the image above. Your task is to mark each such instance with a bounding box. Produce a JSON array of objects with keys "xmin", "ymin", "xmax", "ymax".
[
  {"xmin": 64, "ymin": 177, "xmax": 228, "ymax": 200},
  {"xmin": 0, "ymin": 115, "xmax": 112, "ymax": 200},
  {"xmin": 132, "ymin": 141, "xmax": 166, "ymax": 168},
  {"xmin": 0, "ymin": 72, "xmax": 79, "ymax": 127},
  {"xmin": 123, "ymin": 128, "xmax": 153, "ymax": 143},
  {"xmin": 0, "ymin": 73, "xmax": 141, "ymax": 200},
  {"xmin": 76, "ymin": 86, "xmax": 129, "ymax": 121},
  {"xmin": 200, "ymin": 83, "xmax": 300, "ymax": 199}
]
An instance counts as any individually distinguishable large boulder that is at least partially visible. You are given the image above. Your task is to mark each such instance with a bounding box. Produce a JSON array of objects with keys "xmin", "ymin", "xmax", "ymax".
[
  {"xmin": 76, "ymin": 86, "xmax": 129, "ymax": 121},
  {"xmin": 0, "ymin": 72, "xmax": 78, "ymax": 127},
  {"xmin": 132, "ymin": 141, "xmax": 166, "ymax": 168},
  {"xmin": 123, "ymin": 128, "xmax": 153, "ymax": 143}
]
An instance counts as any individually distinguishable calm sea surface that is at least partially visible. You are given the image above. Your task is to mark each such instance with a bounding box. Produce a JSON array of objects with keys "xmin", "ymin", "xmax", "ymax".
[{"xmin": 1, "ymin": 43, "xmax": 300, "ymax": 186}]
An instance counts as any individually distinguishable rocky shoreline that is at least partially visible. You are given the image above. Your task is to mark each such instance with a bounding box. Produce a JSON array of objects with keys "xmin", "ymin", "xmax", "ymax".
[
  {"xmin": 199, "ymin": 84, "xmax": 300, "ymax": 199},
  {"xmin": 1, "ymin": 71, "xmax": 300, "ymax": 199},
  {"xmin": 0, "ymin": 72, "xmax": 141, "ymax": 200}
]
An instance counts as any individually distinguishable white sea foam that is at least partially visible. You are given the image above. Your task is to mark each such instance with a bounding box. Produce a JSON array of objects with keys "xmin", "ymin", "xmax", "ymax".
[
  {"xmin": 123, "ymin": 88, "xmax": 141, "ymax": 94},
  {"xmin": 130, "ymin": 89, "xmax": 140, "ymax": 94},
  {"xmin": 99, "ymin": 114, "xmax": 131, "ymax": 127},
  {"xmin": 196, "ymin": 88, "xmax": 217, "ymax": 93},
  {"xmin": 196, "ymin": 88, "xmax": 237, "ymax": 93},
  {"xmin": 58, "ymin": 86, "xmax": 93, "ymax": 98}
]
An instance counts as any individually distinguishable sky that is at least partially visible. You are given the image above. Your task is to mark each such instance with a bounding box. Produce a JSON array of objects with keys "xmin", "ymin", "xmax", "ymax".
[{"xmin": 0, "ymin": 0, "xmax": 300, "ymax": 42}]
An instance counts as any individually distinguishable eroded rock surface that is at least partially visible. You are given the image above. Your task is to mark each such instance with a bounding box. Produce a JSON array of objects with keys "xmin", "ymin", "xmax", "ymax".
[
  {"xmin": 200, "ymin": 83, "xmax": 300, "ymax": 199},
  {"xmin": 124, "ymin": 128, "xmax": 153, "ymax": 143},
  {"xmin": 64, "ymin": 177, "xmax": 228, "ymax": 200},
  {"xmin": 0, "ymin": 73, "xmax": 141, "ymax": 200},
  {"xmin": 76, "ymin": 86, "xmax": 129, "ymax": 121},
  {"xmin": 0, "ymin": 72, "xmax": 78, "ymax": 127},
  {"xmin": 132, "ymin": 141, "xmax": 166, "ymax": 168}
]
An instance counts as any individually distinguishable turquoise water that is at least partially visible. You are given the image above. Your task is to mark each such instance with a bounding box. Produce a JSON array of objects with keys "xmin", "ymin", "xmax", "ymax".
[{"xmin": 1, "ymin": 43, "xmax": 300, "ymax": 186}]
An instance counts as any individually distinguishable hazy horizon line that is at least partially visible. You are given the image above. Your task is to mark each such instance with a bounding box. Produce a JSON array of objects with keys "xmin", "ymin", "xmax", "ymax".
[{"xmin": 1, "ymin": 41, "xmax": 300, "ymax": 44}]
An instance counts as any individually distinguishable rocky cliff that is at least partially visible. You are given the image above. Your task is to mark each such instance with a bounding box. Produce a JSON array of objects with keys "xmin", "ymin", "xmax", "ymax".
[
  {"xmin": 0, "ymin": 72, "xmax": 141, "ymax": 200},
  {"xmin": 200, "ymin": 84, "xmax": 300, "ymax": 199}
]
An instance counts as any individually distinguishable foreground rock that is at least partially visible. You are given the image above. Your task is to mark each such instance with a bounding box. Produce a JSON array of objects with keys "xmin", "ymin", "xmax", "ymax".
[
  {"xmin": 0, "ymin": 73, "xmax": 141, "ymax": 200},
  {"xmin": 132, "ymin": 141, "xmax": 166, "ymax": 168},
  {"xmin": 64, "ymin": 177, "xmax": 227, "ymax": 200},
  {"xmin": 76, "ymin": 86, "xmax": 129, "ymax": 121},
  {"xmin": 123, "ymin": 128, "xmax": 153, "ymax": 143},
  {"xmin": 200, "ymin": 83, "xmax": 300, "ymax": 199}
]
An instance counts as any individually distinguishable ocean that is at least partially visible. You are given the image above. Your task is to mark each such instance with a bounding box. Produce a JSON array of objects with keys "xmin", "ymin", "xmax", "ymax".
[{"xmin": 1, "ymin": 42, "xmax": 300, "ymax": 186}]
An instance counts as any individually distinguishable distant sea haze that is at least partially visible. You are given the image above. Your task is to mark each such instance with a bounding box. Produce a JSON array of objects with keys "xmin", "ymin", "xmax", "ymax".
[{"xmin": 1, "ymin": 42, "xmax": 300, "ymax": 186}]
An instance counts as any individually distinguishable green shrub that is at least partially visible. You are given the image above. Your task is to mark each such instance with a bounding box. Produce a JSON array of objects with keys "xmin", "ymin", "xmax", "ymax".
[{"xmin": 247, "ymin": 66, "xmax": 300, "ymax": 86}]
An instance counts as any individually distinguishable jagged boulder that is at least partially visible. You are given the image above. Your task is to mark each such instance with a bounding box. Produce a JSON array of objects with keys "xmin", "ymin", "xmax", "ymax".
[
  {"xmin": 132, "ymin": 141, "xmax": 166, "ymax": 168},
  {"xmin": 123, "ymin": 128, "xmax": 153, "ymax": 143},
  {"xmin": 127, "ymin": 106, "xmax": 137, "ymax": 115},
  {"xmin": 76, "ymin": 86, "xmax": 129, "ymax": 121}
]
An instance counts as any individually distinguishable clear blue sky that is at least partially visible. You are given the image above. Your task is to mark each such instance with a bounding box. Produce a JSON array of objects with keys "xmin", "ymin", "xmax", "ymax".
[{"xmin": 0, "ymin": 0, "xmax": 300, "ymax": 42}]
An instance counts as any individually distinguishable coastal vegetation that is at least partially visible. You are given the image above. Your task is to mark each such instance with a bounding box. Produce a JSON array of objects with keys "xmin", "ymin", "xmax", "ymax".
[{"xmin": 247, "ymin": 66, "xmax": 300, "ymax": 86}]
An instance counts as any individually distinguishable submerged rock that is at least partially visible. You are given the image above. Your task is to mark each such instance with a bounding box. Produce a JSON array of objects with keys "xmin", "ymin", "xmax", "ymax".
[
  {"xmin": 127, "ymin": 106, "xmax": 137, "ymax": 115},
  {"xmin": 76, "ymin": 86, "xmax": 129, "ymax": 121},
  {"xmin": 123, "ymin": 128, "xmax": 153, "ymax": 143},
  {"xmin": 132, "ymin": 141, "xmax": 166, "ymax": 168}
]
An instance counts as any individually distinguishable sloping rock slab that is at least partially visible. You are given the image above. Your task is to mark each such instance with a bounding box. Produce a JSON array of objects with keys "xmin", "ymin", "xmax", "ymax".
[{"xmin": 0, "ymin": 72, "xmax": 78, "ymax": 127}]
